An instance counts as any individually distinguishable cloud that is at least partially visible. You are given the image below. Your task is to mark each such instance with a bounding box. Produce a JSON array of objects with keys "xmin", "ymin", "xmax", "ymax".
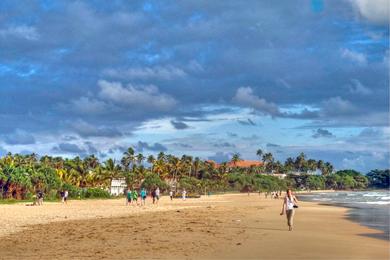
[
  {"xmin": 0, "ymin": 146, "xmax": 8, "ymax": 156},
  {"xmin": 59, "ymin": 97, "xmax": 111, "ymax": 115},
  {"xmin": 4, "ymin": 129, "xmax": 36, "ymax": 145},
  {"xmin": 52, "ymin": 143, "xmax": 86, "ymax": 154},
  {"xmin": 321, "ymin": 97, "xmax": 357, "ymax": 116},
  {"xmin": 227, "ymin": 132, "xmax": 238, "ymax": 138},
  {"xmin": 208, "ymin": 152, "xmax": 233, "ymax": 163},
  {"xmin": 170, "ymin": 120, "xmax": 190, "ymax": 129},
  {"xmin": 233, "ymin": 87, "xmax": 281, "ymax": 117},
  {"xmin": 348, "ymin": 79, "xmax": 372, "ymax": 95},
  {"xmin": 84, "ymin": 141, "xmax": 98, "ymax": 154},
  {"xmin": 135, "ymin": 141, "xmax": 168, "ymax": 152},
  {"xmin": 103, "ymin": 65, "xmax": 187, "ymax": 80},
  {"xmin": 98, "ymin": 80, "xmax": 176, "ymax": 111},
  {"xmin": 71, "ymin": 120, "xmax": 123, "ymax": 138},
  {"xmin": 341, "ymin": 48, "xmax": 367, "ymax": 65},
  {"xmin": 266, "ymin": 143, "xmax": 280, "ymax": 148},
  {"xmin": 214, "ymin": 142, "xmax": 236, "ymax": 148},
  {"xmin": 0, "ymin": 25, "xmax": 39, "ymax": 40},
  {"xmin": 172, "ymin": 143, "xmax": 193, "ymax": 148},
  {"xmin": 312, "ymin": 128, "xmax": 335, "ymax": 138},
  {"xmin": 349, "ymin": 0, "xmax": 389, "ymax": 25},
  {"xmin": 237, "ymin": 118, "xmax": 256, "ymax": 126}
]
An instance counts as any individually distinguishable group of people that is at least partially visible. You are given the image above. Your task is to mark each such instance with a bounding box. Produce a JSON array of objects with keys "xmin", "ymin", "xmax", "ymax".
[
  {"xmin": 125, "ymin": 188, "xmax": 188, "ymax": 206},
  {"xmin": 125, "ymin": 187, "xmax": 161, "ymax": 206}
]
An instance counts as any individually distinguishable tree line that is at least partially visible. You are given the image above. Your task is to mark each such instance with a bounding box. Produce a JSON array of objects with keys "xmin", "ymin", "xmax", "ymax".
[{"xmin": 0, "ymin": 148, "xmax": 388, "ymax": 200}]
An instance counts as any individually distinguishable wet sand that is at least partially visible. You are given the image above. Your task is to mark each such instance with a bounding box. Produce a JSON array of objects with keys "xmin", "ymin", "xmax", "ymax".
[{"xmin": 0, "ymin": 194, "xmax": 388, "ymax": 259}]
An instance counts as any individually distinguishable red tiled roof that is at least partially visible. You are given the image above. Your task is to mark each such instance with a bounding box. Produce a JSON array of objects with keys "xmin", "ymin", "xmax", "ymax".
[
  {"xmin": 227, "ymin": 160, "xmax": 263, "ymax": 168},
  {"xmin": 206, "ymin": 160, "xmax": 263, "ymax": 168}
]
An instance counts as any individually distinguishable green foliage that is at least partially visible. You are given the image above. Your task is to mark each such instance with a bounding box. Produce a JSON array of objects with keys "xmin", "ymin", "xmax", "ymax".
[
  {"xmin": 81, "ymin": 188, "xmax": 111, "ymax": 199},
  {"xmin": 141, "ymin": 173, "xmax": 169, "ymax": 191},
  {"xmin": 306, "ymin": 175, "xmax": 325, "ymax": 190},
  {"xmin": 366, "ymin": 169, "xmax": 389, "ymax": 189},
  {"xmin": 0, "ymin": 151, "xmax": 388, "ymax": 201}
]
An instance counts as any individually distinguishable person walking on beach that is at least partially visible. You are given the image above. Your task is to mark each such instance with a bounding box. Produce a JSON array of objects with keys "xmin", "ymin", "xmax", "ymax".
[
  {"xmin": 280, "ymin": 189, "xmax": 299, "ymax": 231},
  {"xmin": 60, "ymin": 190, "xmax": 65, "ymax": 204},
  {"xmin": 182, "ymin": 189, "xmax": 187, "ymax": 201},
  {"xmin": 169, "ymin": 190, "xmax": 173, "ymax": 201},
  {"xmin": 151, "ymin": 188, "xmax": 156, "ymax": 204},
  {"xmin": 140, "ymin": 188, "xmax": 147, "ymax": 206},
  {"xmin": 126, "ymin": 188, "xmax": 132, "ymax": 206},
  {"xmin": 64, "ymin": 190, "xmax": 68, "ymax": 204},
  {"xmin": 155, "ymin": 187, "xmax": 160, "ymax": 204},
  {"xmin": 37, "ymin": 190, "xmax": 44, "ymax": 205},
  {"xmin": 132, "ymin": 189, "xmax": 138, "ymax": 205}
]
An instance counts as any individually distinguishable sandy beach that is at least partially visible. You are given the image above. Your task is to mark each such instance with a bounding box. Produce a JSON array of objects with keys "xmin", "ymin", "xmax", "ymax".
[{"xmin": 0, "ymin": 194, "xmax": 388, "ymax": 259}]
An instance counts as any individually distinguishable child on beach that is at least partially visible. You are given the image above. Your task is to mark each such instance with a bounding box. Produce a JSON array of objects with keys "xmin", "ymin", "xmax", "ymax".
[
  {"xmin": 37, "ymin": 190, "xmax": 44, "ymax": 205},
  {"xmin": 280, "ymin": 189, "xmax": 299, "ymax": 231},
  {"xmin": 151, "ymin": 189, "xmax": 156, "ymax": 204},
  {"xmin": 132, "ymin": 189, "xmax": 138, "ymax": 205},
  {"xmin": 64, "ymin": 190, "xmax": 68, "ymax": 204},
  {"xmin": 126, "ymin": 189, "xmax": 132, "ymax": 206},
  {"xmin": 182, "ymin": 189, "xmax": 187, "ymax": 201},
  {"xmin": 60, "ymin": 190, "xmax": 65, "ymax": 204},
  {"xmin": 155, "ymin": 187, "xmax": 160, "ymax": 204},
  {"xmin": 140, "ymin": 188, "xmax": 147, "ymax": 206},
  {"xmin": 169, "ymin": 190, "xmax": 173, "ymax": 201}
]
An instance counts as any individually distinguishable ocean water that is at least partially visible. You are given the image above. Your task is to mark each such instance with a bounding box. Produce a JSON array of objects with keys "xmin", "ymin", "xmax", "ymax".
[{"xmin": 298, "ymin": 191, "xmax": 390, "ymax": 240}]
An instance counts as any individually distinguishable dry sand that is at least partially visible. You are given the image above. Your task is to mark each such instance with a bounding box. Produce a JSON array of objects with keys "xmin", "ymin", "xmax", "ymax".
[{"xmin": 0, "ymin": 194, "xmax": 388, "ymax": 259}]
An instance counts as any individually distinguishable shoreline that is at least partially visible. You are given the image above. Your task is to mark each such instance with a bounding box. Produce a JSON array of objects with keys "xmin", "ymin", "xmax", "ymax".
[
  {"xmin": 298, "ymin": 191, "xmax": 390, "ymax": 241},
  {"xmin": 1, "ymin": 194, "xmax": 388, "ymax": 259}
]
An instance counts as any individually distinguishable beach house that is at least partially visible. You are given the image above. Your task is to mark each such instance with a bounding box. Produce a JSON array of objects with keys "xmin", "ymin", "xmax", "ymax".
[{"xmin": 110, "ymin": 178, "xmax": 127, "ymax": 196}]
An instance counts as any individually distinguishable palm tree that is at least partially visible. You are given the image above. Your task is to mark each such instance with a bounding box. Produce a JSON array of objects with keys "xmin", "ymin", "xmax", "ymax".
[
  {"xmin": 295, "ymin": 152, "xmax": 307, "ymax": 173},
  {"xmin": 147, "ymin": 155, "xmax": 155, "ymax": 173},
  {"xmin": 136, "ymin": 153, "xmax": 145, "ymax": 166},
  {"xmin": 231, "ymin": 153, "xmax": 241, "ymax": 167},
  {"xmin": 256, "ymin": 149, "xmax": 263, "ymax": 161},
  {"xmin": 122, "ymin": 147, "xmax": 135, "ymax": 170},
  {"xmin": 262, "ymin": 153, "xmax": 274, "ymax": 173}
]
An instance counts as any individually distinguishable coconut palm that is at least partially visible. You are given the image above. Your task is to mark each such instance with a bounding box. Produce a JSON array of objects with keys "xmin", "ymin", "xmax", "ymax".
[{"xmin": 231, "ymin": 153, "xmax": 241, "ymax": 167}]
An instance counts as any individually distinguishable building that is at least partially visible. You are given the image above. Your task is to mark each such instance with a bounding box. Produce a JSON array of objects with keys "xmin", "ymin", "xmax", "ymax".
[
  {"xmin": 206, "ymin": 160, "xmax": 264, "ymax": 169},
  {"xmin": 226, "ymin": 160, "xmax": 263, "ymax": 168},
  {"xmin": 110, "ymin": 178, "xmax": 127, "ymax": 196}
]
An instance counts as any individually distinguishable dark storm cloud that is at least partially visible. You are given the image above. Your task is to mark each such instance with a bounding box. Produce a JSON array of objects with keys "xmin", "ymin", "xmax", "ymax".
[
  {"xmin": 213, "ymin": 142, "xmax": 236, "ymax": 148},
  {"xmin": 170, "ymin": 120, "xmax": 190, "ymax": 130},
  {"xmin": 312, "ymin": 128, "xmax": 335, "ymax": 139},
  {"xmin": 0, "ymin": 0, "xmax": 387, "ymax": 135},
  {"xmin": 4, "ymin": 130, "xmax": 36, "ymax": 145},
  {"xmin": 172, "ymin": 143, "xmax": 193, "ymax": 148},
  {"xmin": 0, "ymin": 0, "xmax": 388, "ymax": 169},
  {"xmin": 71, "ymin": 120, "xmax": 123, "ymax": 138},
  {"xmin": 52, "ymin": 143, "xmax": 86, "ymax": 154},
  {"xmin": 266, "ymin": 143, "xmax": 280, "ymax": 148},
  {"xmin": 135, "ymin": 141, "xmax": 168, "ymax": 152}
]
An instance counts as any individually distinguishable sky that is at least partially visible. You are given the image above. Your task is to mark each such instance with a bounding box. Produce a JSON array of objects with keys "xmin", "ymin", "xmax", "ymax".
[{"xmin": 0, "ymin": 0, "xmax": 389, "ymax": 172}]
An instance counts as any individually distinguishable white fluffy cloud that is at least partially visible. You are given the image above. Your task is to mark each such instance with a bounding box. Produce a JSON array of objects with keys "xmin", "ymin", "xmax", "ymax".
[
  {"xmin": 341, "ymin": 48, "xmax": 367, "ymax": 65},
  {"xmin": 0, "ymin": 25, "xmax": 39, "ymax": 40},
  {"xmin": 233, "ymin": 87, "xmax": 281, "ymax": 116},
  {"xmin": 350, "ymin": 0, "xmax": 389, "ymax": 25},
  {"xmin": 98, "ymin": 80, "xmax": 177, "ymax": 111},
  {"xmin": 103, "ymin": 65, "xmax": 187, "ymax": 80}
]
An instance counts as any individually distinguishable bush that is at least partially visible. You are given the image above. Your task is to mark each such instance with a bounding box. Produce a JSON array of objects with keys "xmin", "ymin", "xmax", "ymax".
[
  {"xmin": 82, "ymin": 188, "xmax": 111, "ymax": 199},
  {"xmin": 61, "ymin": 183, "xmax": 82, "ymax": 199},
  {"xmin": 141, "ymin": 174, "xmax": 169, "ymax": 191}
]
